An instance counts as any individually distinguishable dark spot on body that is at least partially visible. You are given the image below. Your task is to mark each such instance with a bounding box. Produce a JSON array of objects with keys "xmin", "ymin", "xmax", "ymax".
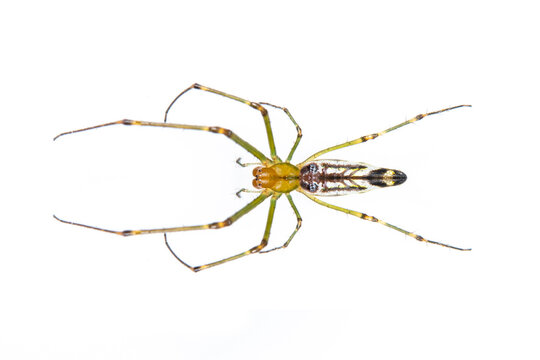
[
  {"xmin": 300, "ymin": 163, "xmax": 318, "ymax": 175},
  {"xmin": 367, "ymin": 168, "xmax": 407, "ymax": 187},
  {"xmin": 300, "ymin": 181, "xmax": 319, "ymax": 193}
]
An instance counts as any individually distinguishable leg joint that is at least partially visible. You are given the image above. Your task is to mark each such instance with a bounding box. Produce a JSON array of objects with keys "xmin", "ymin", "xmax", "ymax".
[
  {"xmin": 250, "ymin": 240, "xmax": 268, "ymax": 253},
  {"xmin": 362, "ymin": 133, "xmax": 378, "ymax": 141},
  {"xmin": 362, "ymin": 215, "xmax": 378, "ymax": 222},
  {"xmin": 250, "ymin": 102, "xmax": 268, "ymax": 116},
  {"xmin": 209, "ymin": 126, "xmax": 233, "ymax": 137},
  {"xmin": 209, "ymin": 218, "xmax": 233, "ymax": 229}
]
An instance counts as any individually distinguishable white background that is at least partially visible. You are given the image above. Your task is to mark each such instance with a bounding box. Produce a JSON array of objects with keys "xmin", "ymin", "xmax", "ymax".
[{"xmin": 1, "ymin": 1, "xmax": 539, "ymax": 359}]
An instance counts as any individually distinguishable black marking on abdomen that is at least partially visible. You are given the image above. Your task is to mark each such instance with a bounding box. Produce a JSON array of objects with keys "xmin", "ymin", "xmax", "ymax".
[
  {"xmin": 299, "ymin": 162, "xmax": 406, "ymax": 194},
  {"xmin": 367, "ymin": 168, "xmax": 407, "ymax": 187},
  {"xmin": 300, "ymin": 181, "xmax": 319, "ymax": 193},
  {"xmin": 321, "ymin": 163, "xmax": 368, "ymax": 171}
]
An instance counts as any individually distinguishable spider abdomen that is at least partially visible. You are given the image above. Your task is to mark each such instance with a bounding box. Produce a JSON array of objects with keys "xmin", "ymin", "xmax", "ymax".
[{"xmin": 297, "ymin": 160, "xmax": 406, "ymax": 196}]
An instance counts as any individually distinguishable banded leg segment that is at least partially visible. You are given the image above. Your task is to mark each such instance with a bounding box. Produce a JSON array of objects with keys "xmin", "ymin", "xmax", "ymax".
[
  {"xmin": 301, "ymin": 105, "xmax": 471, "ymax": 163},
  {"xmin": 53, "ymin": 119, "xmax": 270, "ymax": 164},
  {"xmin": 301, "ymin": 192, "xmax": 471, "ymax": 251},
  {"xmin": 165, "ymin": 83, "xmax": 280, "ymax": 162},
  {"xmin": 166, "ymin": 194, "xmax": 280, "ymax": 272},
  {"xmin": 260, "ymin": 194, "xmax": 302, "ymax": 253},
  {"xmin": 259, "ymin": 102, "xmax": 302, "ymax": 162},
  {"xmin": 53, "ymin": 192, "xmax": 270, "ymax": 237}
]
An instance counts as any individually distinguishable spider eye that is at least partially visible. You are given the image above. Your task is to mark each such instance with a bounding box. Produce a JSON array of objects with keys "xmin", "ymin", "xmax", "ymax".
[
  {"xmin": 309, "ymin": 183, "xmax": 318, "ymax": 192},
  {"xmin": 309, "ymin": 163, "xmax": 318, "ymax": 173}
]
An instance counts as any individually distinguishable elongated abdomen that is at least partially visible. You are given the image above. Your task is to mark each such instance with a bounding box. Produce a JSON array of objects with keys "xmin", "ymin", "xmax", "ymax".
[{"xmin": 297, "ymin": 160, "xmax": 406, "ymax": 196}]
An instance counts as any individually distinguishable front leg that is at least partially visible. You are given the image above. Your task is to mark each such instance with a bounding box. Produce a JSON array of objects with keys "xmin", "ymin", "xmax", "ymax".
[{"xmin": 259, "ymin": 102, "xmax": 302, "ymax": 162}]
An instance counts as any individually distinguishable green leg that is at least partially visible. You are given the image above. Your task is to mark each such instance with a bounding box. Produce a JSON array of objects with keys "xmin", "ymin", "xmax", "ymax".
[
  {"xmin": 165, "ymin": 83, "xmax": 281, "ymax": 162},
  {"xmin": 301, "ymin": 192, "xmax": 471, "ymax": 251},
  {"xmin": 301, "ymin": 104, "xmax": 471, "ymax": 163},
  {"xmin": 54, "ymin": 191, "xmax": 270, "ymax": 237},
  {"xmin": 165, "ymin": 194, "xmax": 280, "ymax": 272},
  {"xmin": 53, "ymin": 119, "xmax": 270, "ymax": 164},
  {"xmin": 259, "ymin": 102, "xmax": 302, "ymax": 163},
  {"xmin": 260, "ymin": 194, "xmax": 302, "ymax": 253}
]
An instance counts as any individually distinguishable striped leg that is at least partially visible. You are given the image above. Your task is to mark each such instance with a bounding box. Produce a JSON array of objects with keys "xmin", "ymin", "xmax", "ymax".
[
  {"xmin": 301, "ymin": 192, "xmax": 471, "ymax": 251},
  {"xmin": 53, "ymin": 192, "xmax": 269, "ymax": 236},
  {"xmin": 260, "ymin": 194, "xmax": 302, "ymax": 253},
  {"xmin": 54, "ymin": 192, "xmax": 272, "ymax": 271},
  {"xmin": 165, "ymin": 84, "xmax": 281, "ymax": 162},
  {"xmin": 53, "ymin": 119, "xmax": 270, "ymax": 164},
  {"xmin": 166, "ymin": 194, "xmax": 280, "ymax": 271},
  {"xmin": 301, "ymin": 105, "xmax": 471, "ymax": 163}
]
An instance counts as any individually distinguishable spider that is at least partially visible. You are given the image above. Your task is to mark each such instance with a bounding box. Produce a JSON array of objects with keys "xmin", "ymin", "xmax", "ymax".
[{"xmin": 54, "ymin": 83, "xmax": 471, "ymax": 272}]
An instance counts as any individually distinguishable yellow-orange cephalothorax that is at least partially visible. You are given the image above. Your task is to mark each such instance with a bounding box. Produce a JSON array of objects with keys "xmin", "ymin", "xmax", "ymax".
[{"xmin": 252, "ymin": 163, "xmax": 300, "ymax": 193}]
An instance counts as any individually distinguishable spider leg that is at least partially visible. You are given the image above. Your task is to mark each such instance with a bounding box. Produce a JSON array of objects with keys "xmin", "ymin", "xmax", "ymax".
[
  {"xmin": 301, "ymin": 192, "xmax": 471, "ymax": 251},
  {"xmin": 236, "ymin": 157, "xmax": 263, "ymax": 168},
  {"xmin": 53, "ymin": 191, "xmax": 269, "ymax": 237},
  {"xmin": 165, "ymin": 84, "xmax": 281, "ymax": 162},
  {"xmin": 301, "ymin": 104, "xmax": 471, "ymax": 163},
  {"xmin": 260, "ymin": 194, "xmax": 302, "ymax": 253},
  {"xmin": 166, "ymin": 194, "xmax": 280, "ymax": 272},
  {"xmin": 235, "ymin": 188, "xmax": 263, "ymax": 198},
  {"xmin": 259, "ymin": 102, "xmax": 302, "ymax": 162},
  {"xmin": 53, "ymin": 119, "xmax": 270, "ymax": 164}
]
